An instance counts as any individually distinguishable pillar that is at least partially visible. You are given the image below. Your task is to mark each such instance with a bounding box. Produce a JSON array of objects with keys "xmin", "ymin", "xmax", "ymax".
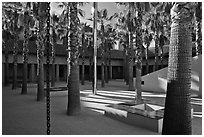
[
  {"xmin": 30, "ymin": 64, "xmax": 35, "ymax": 83},
  {"xmin": 109, "ymin": 65, "xmax": 112, "ymax": 80},
  {"xmin": 56, "ymin": 64, "xmax": 59, "ymax": 81},
  {"xmin": 64, "ymin": 65, "xmax": 67, "ymax": 81},
  {"xmin": 2, "ymin": 63, "xmax": 5, "ymax": 86}
]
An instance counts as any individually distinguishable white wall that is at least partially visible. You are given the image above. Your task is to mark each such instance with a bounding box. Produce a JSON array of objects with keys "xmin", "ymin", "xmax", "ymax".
[{"xmin": 142, "ymin": 55, "xmax": 202, "ymax": 95}]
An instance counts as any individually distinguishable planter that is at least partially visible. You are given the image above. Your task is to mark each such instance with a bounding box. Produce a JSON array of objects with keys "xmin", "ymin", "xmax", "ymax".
[{"xmin": 104, "ymin": 102, "xmax": 164, "ymax": 133}]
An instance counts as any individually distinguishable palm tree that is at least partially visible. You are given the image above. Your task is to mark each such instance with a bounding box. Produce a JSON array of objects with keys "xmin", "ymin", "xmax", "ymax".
[
  {"xmin": 88, "ymin": 8, "xmax": 115, "ymax": 87},
  {"xmin": 133, "ymin": 2, "xmax": 146, "ymax": 102},
  {"xmin": 2, "ymin": 3, "xmax": 22, "ymax": 90},
  {"xmin": 145, "ymin": 5, "xmax": 164, "ymax": 71},
  {"xmin": 50, "ymin": 13, "xmax": 59, "ymax": 87},
  {"xmin": 162, "ymin": 3, "xmax": 193, "ymax": 134},
  {"xmin": 104, "ymin": 25, "xmax": 117, "ymax": 82},
  {"xmin": 87, "ymin": 36, "xmax": 93, "ymax": 82},
  {"xmin": 35, "ymin": 2, "xmax": 47, "ymax": 101},
  {"xmin": 57, "ymin": 2, "xmax": 85, "ymax": 114},
  {"xmin": 2, "ymin": 5, "xmax": 14, "ymax": 87},
  {"xmin": 117, "ymin": 29, "xmax": 129, "ymax": 84},
  {"xmin": 2, "ymin": 29, "xmax": 12, "ymax": 86},
  {"xmin": 21, "ymin": 2, "xmax": 35, "ymax": 94},
  {"xmin": 21, "ymin": 9, "xmax": 29, "ymax": 94},
  {"xmin": 66, "ymin": 2, "xmax": 82, "ymax": 115},
  {"xmin": 79, "ymin": 22, "xmax": 90, "ymax": 85},
  {"xmin": 115, "ymin": 3, "xmax": 135, "ymax": 91},
  {"xmin": 97, "ymin": 9, "xmax": 112, "ymax": 87}
]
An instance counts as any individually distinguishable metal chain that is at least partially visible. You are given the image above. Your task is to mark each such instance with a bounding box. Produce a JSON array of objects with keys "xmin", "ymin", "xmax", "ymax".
[{"xmin": 46, "ymin": 2, "xmax": 51, "ymax": 135}]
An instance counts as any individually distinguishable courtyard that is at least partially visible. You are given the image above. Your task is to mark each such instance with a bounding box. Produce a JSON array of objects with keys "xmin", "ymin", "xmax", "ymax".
[{"xmin": 2, "ymin": 80, "xmax": 202, "ymax": 135}]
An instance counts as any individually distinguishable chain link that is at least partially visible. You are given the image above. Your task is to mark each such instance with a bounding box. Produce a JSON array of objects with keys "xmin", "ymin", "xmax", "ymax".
[{"xmin": 46, "ymin": 2, "xmax": 51, "ymax": 135}]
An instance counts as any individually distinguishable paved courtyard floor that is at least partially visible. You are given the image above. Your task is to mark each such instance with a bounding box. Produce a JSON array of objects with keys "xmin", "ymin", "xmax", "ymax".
[{"xmin": 2, "ymin": 80, "xmax": 202, "ymax": 135}]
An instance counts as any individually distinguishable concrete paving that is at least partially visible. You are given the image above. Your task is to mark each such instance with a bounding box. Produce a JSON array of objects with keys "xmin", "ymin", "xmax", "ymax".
[{"xmin": 2, "ymin": 80, "xmax": 202, "ymax": 135}]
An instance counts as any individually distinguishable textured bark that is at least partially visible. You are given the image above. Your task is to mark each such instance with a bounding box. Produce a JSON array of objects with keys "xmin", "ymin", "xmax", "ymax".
[
  {"xmin": 12, "ymin": 10, "xmax": 19, "ymax": 90},
  {"xmin": 162, "ymin": 3, "xmax": 192, "ymax": 134},
  {"xmin": 128, "ymin": 32, "xmax": 134, "ymax": 91},
  {"xmin": 101, "ymin": 23, "xmax": 105, "ymax": 87},
  {"xmin": 135, "ymin": 4, "xmax": 143, "ymax": 101},
  {"xmin": 36, "ymin": 3, "xmax": 46, "ymax": 101},
  {"xmin": 154, "ymin": 34, "xmax": 159, "ymax": 71},
  {"xmin": 126, "ymin": 55, "xmax": 129, "ymax": 85},
  {"xmin": 67, "ymin": 2, "xmax": 81, "ymax": 115},
  {"xmin": 67, "ymin": 65, "xmax": 81, "ymax": 115},
  {"xmin": 12, "ymin": 41, "xmax": 18, "ymax": 90},
  {"xmin": 37, "ymin": 59, "xmax": 45, "ymax": 101},
  {"xmin": 136, "ymin": 68, "xmax": 142, "ymax": 102},
  {"xmin": 21, "ymin": 12, "xmax": 29, "ymax": 95},
  {"xmin": 123, "ymin": 48, "xmax": 127, "ymax": 82},
  {"xmin": 145, "ymin": 47, "xmax": 149, "ymax": 74}
]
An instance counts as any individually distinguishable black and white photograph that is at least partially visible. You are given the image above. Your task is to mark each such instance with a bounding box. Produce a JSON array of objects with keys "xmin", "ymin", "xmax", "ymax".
[{"xmin": 1, "ymin": 1, "xmax": 202, "ymax": 135}]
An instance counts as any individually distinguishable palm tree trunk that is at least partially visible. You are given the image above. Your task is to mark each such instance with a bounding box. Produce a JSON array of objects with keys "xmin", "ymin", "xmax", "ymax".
[
  {"xmin": 136, "ymin": 68, "xmax": 142, "ymax": 101},
  {"xmin": 126, "ymin": 54, "xmax": 129, "ymax": 85},
  {"xmin": 101, "ymin": 23, "xmax": 105, "ymax": 87},
  {"xmin": 145, "ymin": 46, "xmax": 149, "ymax": 74},
  {"xmin": 128, "ymin": 32, "xmax": 134, "ymax": 91},
  {"xmin": 123, "ymin": 48, "xmax": 126, "ymax": 82},
  {"xmin": 37, "ymin": 58, "xmax": 45, "ymax": 101},
  {"xmin": 21, "ymin": 13, "xmax": 29, "ymax": 94},
  {"xmin": 67, "ymin": 64, "xmax": 80, "ymax": 115},
  {"xmin": 37, "ymin": 16, "xmax": 45, "ymax": 101},
  {"xmin": 162, "ymin": 4, "xmax": 192, "ymax": 134},
  {"xmin": 12, "ymin": 41, "xmax": 18, "ymax": 90},
  {"xmin": 135, "ymin": 5, "xmax": 143, "ymax": 102},
  {"xmin": 67, "ymin": 2, "xmax": 81, "ymax": 115},
  {"xmin": 154, "ymin": 34, "xmax": 159, "ymax": 71}
]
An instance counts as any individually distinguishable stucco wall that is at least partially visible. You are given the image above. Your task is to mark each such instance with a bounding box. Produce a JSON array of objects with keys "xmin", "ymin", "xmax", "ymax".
[{"xmin": 142, "ymin": 55, "xmax": 202, "ymax": 96}]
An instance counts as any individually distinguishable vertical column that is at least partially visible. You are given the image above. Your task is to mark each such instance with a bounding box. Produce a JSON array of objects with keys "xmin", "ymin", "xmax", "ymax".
[
  {"xmin": 56, "ymin": 64, "xmax": 59, "ymax": 81},
  {"xmin": 64, "ymin": 65, "xmax": 67, "ymax": 81},
  {"xmin": 2, "ymin": 63, "xmax": 5, "ymax": 86},
  {"xmin": 30, "ymin": 64, "xmax": 35, "ymax": 83},
  {"xmin": 109, "ymin": 65, "xmax": 112, "ymax": 80}
]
